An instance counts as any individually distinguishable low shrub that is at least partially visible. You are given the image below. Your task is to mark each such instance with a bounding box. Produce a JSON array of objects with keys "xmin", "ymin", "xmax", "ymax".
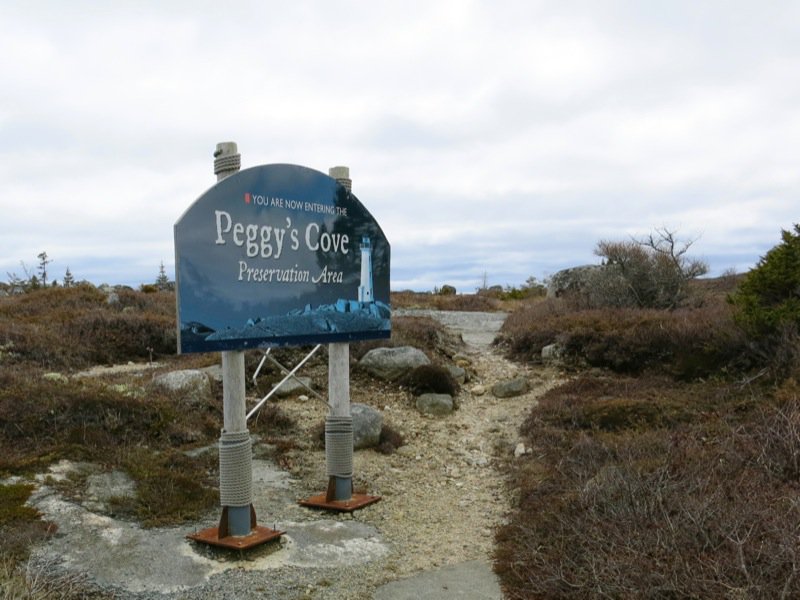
[
  {"xmin": 376, "ymin": 424, "xmax": 405, "ymax": 455},
  {"xmin": 499, "ymin": 298, "xmax": 747, "ymax": 379},
  {"xmin": 496, "ymin": 374, "xmax": 800, "ymax": 599},
  {"xmin": 400, "ymin": 364, "xmax": 459, "ymax": 396},
  {"xmin": 0, "ymin": 286, "xmax": 178, "ymax": 370},
  {"xmin": 0, "ymin": 483, "xmax": 53, "ymax": 561}
]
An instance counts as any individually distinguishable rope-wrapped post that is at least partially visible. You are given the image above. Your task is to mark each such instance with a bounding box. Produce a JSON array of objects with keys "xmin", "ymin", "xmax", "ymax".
[
  {"xmin": 325, "ymin": 415, "xmax": 354, "ymax": 500},
  {"xmin": 217, "ymin": 143, "xmax": 252, "ymax": 537},
  {"xmin": 219, "ymin": 430, "xmax": 253, "ymax": 509}
]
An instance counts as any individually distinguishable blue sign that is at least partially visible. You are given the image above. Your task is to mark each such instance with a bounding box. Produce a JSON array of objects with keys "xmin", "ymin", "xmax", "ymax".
[{"xmin": 174, "ymin": 164, "xmax": 390, "ymax": 353}]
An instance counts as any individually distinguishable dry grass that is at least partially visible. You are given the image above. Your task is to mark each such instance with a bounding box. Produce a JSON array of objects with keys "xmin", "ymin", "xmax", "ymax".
[{"xmin": 391, "ymin": 290, "xmax": 500, "ymax": 312}]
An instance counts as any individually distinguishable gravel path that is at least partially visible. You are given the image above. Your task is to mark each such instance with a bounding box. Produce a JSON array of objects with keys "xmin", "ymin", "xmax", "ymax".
[{"xmin": 25, "ymin": 311, "xmax": 563, "ymax": 599}]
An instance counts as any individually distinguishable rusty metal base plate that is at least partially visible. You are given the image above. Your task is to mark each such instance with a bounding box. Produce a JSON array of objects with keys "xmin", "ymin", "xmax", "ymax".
[
  {"xmin": 187, "ymin": 525, "xmax": 284, "ymax": 550},
  {"xmin": 298, "ymin": 493, "xmax": 382, "ymax": 513}
]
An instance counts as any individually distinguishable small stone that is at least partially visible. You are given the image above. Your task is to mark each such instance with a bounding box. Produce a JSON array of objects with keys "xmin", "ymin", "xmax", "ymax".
[
  {"xmin": 42, "ymin": 372, "xmax": 68, "ymax": 383},
  {"xmin": 471, "ymin": 385, "xmax": 487, "ymax": 396},
  {"xmin": 491, "ymin": 377, "xmax": 529, "ymax": 399},
  {"xmin": 542, "ymin": 343, "xmax": 565, "ymax": 364},
  {"xmin": 514, "ymin": 443, "xmax": 526, "ymax": 458},
  {"xmin": 416, "ymin": 393, "xmax": 454, "ymax": 416},
  {"xmin": 446, "ymin": 365, "xmax": 467, "ymax": 384}
]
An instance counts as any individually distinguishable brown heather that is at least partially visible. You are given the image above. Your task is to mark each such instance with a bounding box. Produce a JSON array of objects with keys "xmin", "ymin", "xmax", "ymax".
[{"xmin": 494, "ymin": 277, "xmax": 800, "ymax": 599}]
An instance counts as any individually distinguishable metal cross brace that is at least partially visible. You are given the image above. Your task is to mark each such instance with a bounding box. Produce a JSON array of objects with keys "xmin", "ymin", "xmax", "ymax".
[{"xmin": 247, "ymin": 345, "xmax": 326, "ymax": 421}]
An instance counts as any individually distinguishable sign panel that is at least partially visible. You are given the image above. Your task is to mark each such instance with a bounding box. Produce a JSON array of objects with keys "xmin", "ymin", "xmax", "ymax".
[{"xmin": 175, "ymin": 164, "xmax": 390, "ymax": 353}]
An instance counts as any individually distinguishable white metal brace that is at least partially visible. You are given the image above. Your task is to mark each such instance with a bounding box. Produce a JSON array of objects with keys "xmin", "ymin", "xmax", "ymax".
[{"xmin": 246, "ymin": 344, "xmax": 326, "ymax": 421}]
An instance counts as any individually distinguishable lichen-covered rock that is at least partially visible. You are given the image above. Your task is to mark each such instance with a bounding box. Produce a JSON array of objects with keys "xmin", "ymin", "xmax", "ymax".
[
  {"xmin": 359, "ymin": 346, "xmax": 430, "ymax": 381},
  {"xmin": 152, "ymin": 369, "xmax": 212, "ymax": 405}
]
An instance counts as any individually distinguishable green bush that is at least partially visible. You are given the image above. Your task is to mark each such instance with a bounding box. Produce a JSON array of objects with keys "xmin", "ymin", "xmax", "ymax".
[{"xmin": 730, "ymin": 224, "xmax": 800, "ymax": 335}]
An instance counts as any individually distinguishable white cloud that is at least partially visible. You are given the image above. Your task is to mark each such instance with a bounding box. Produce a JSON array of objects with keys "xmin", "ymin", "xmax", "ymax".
[{"xmin": 1, "ymin": 0, "xmax": 798, "ymax": 291}]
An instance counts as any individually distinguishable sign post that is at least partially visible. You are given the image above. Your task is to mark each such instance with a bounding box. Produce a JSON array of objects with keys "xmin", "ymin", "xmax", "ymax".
[{"xmin": 177, "ymin": 145, "xmax": 390, "ymax": 546}]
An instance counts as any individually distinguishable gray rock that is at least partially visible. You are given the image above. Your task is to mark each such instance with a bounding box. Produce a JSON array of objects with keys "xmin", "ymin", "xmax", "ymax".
[
  {"xmin": 152, "ymin": 369, "xmax": 211, "ymax": 404},
  {"xmin": 542, "ymin": 343, "xmax": 565, "ymax": 364},
  {"xmin": 547, "ymin": 264, "xmax": 604, "ymax": 298},
  {"xmin": 416, "ymin": 393, "xmax": 454, "ymax": 416},
  {"xmin": 351, "ymin": 403, "xmax": 383, "ymax": 449},
  {"xmin": 446, "ymin": 364, "xmax": 467, "ymax": 384},
  {"xmin": 271, "ymin": 376, "xmax": 313, "ymax": 398},
  {"xmin": 105, "ymin": 292, "xmax": 120, "ymax": 305},
  {"xmin": 491, "ymin": 377, "xmax": 529, "ymax": 398},
  {"xmin": 200, "ymin": 364, "xmax": 223, "ymax": 383},
  {"xmin": 359, "ymin": 346, "xmax": 430, "ymax": 381}
]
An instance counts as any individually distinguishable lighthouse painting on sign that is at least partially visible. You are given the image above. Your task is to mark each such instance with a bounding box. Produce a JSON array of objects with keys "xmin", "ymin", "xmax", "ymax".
[
  {"xmin": 175, "ymin": 163, "xmax": 391, "ymax": 353},
  {"xmin": 358, "ymin": 236, "xmax": 373, "ymax": 303}
]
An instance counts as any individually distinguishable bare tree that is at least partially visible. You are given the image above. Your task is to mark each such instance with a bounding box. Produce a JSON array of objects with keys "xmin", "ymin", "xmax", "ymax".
[{"xmin": 593, "ymin": 228, "xmax": 708, "ymax": 309}]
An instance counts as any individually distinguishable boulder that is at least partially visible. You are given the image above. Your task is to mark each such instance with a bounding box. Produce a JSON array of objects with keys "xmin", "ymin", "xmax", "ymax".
[
  {"xmin": 359, "ymin": 346, "xmax": 430, "ymax": 381},
  {"xmin": 351, "ymin": 403, "xmax": 383, "ymax": 449},
  {"xmin": 546, "ymin": 264, "xmax": 604, "ymax": 299},
  {"xmin": 416, "ymin": 393, "xmax": 454, "ymax": 416},
  {"xmin": 491, "ymin": 377, "xmax": 529, "ymax": 399},
  {"xmin": 153, "ymin": 369, "xmax": 212, "ymax": 405}
]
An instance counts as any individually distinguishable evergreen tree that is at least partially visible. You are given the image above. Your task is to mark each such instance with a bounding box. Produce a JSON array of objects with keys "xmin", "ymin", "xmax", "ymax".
[
  {"xmin": 156, "ymin": 261, "xmax": 170, "ymax": 290},
  {"xmin": 730, "ymin": 224, "xmax": 800, "ymax": 334},
  {"xmin": 63, "ymin": 267, "xmax": 75, "ymax": 288}
]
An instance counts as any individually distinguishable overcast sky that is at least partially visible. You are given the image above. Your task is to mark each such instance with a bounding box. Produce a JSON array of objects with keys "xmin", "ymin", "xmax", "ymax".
[{"xmin": 2, "ymin": 1, "xmax": 798, "ymax": 292}]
